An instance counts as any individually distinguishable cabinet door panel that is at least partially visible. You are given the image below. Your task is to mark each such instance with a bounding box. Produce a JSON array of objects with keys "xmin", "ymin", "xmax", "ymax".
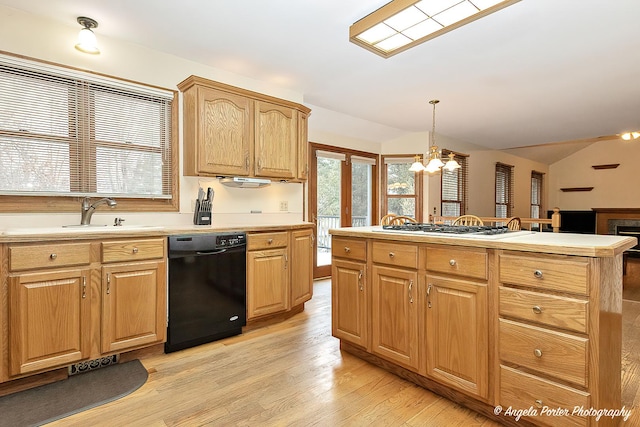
[
  {"xmin": 290, "ymin": 229, "xmax": 313, "ymax": 306},
  {"xmin": 331, "ymin": 259, "xmax": 367, "ymax": 348},
  {"xmin": 9, "ymin": 269, "xmax": 90, "ymax": 376},
  {"xmin": 198, "ymin": 87, "xmax": 252, "ymax": 176},
  {"xmin": 372, "ymin": 265, "xmax": 419, "ymax": 370},
  {"xmin": 254, "ymin": 100, "xmax": 296, "ymax": 178},
  {"xmin": 102, "ymin": 261, "xmax": 166, "ymax": 353},
  {"xmin": 247, "ymin": 248, "xmax": 289, "ymax": 319},
  {"xmin": 425, "ymin": 274, "xmax": 488, "ymax": 399}
]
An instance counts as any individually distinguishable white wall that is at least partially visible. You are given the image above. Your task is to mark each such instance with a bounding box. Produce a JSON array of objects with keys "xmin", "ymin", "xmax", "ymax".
[
  {"xmin": 0, "ymin": 5, "xmax": 307, "ymax": 227},
  {"xmin": 549, "ymin": 137, "xmax": 640, "ymax": 210},
  {"xmin": 465, "ymin": 151, "xmax": 549, "ymax": 218}
]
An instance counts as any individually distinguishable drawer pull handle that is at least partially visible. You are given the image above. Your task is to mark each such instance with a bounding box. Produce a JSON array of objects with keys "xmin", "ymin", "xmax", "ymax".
[
  {"xmin": 132, "ymin": 247, "xmax": 139, "ymax": 254},
  {"xmin": 267, "ymin": 239, "xmax": 273, "ymax": 244},
  {"xmin": 534, "ymin": 348, "xmax": 543, "ymax": 358},
  {"xmin": 50, "ymin": 253, "xmax": 57, "ymax": 260},
  {"xmin": 535, "ymin": 399, "xmax": 543, "ymax": 408},
  {"xmin": 534, "ymin": 269, "xmax": 543, "ymax": 279},
  {"xmin": 449, "ymin": 259, "xmax": 456, "ymax": 266},
  {"xmin": 344, "ymin": 247, "xmax": 351, "ymax": 253},
  {"xmin": 389, "ymin": 252, "xmax": 395, "ymax": 258},
  {"xmin": 532, "ymin": 305, "xmax": 543, "ymax": 314}
]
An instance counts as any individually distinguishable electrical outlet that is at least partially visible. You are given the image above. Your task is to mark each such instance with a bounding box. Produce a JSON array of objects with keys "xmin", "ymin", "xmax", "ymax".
[{"xmin": 279, "ymin": 201, "xmax": 288, "ymax": 212}]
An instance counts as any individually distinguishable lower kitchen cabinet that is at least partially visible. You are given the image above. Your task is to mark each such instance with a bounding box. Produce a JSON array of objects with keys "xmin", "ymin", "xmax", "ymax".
[
  {"xmin": 247, "ymin": 246, "xmax": 289, "ymax": 319},
  {"xmin": 331, "ymin": 258, "xmax": 368, "ymax": 348},
  {"xmin": 425, "ymin": 274, "xmax": 488, "ymax": 399},
  {"xmin": 372, "ymin": 265, "xmax": 419, "ymax": 370},
  {"xmin": 290, "ymin": 229, "xmax": 313, "ymax": 306},
  {"xmin": 101, "ymin": 261, "xmax": 166, "ymax": 353},
  {"xmin": 9, "ymin": 268, "xmax": 91, "ymax": 376}
]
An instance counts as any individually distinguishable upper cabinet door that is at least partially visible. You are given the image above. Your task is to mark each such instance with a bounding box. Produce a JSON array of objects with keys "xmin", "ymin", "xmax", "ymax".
[
  {"xmin": 254, "ymin": 100, "xmax": 297, "ymax": 179},
  {"xmin": 196, "ymin": 87, "xmax": 252, "ymax": 176},
  {"xmin": 297, "ymin": 111, "xmax": 309, "ymax": 180}
]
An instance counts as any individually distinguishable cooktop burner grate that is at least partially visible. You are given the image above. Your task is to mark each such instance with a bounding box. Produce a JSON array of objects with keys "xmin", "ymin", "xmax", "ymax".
[{"xmin": 381, "ymin": 223, "xmax": 511, "ymax": 235}]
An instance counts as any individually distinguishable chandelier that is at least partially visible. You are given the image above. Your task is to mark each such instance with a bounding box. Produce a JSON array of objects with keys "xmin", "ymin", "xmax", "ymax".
[{"xmin": 409, "ymin": 99, "xmax": 460, "ymax": 173}]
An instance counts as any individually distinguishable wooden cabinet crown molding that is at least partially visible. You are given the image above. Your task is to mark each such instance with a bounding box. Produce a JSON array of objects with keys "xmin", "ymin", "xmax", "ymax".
[{"xmin": 177, "ymin": 75, "xmax": 311, "ymax": 114}]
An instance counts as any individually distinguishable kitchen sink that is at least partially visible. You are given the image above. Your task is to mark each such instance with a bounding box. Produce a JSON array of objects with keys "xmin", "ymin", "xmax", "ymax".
[{"xmin": 1, "ymin": 225, "xmax": 165, "ymax": 236}]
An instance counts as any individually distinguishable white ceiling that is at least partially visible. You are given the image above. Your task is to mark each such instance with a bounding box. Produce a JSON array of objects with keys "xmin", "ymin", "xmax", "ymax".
[{"xmin": 2, "ymin": 0, "xmax": 640, "ymax": 154}]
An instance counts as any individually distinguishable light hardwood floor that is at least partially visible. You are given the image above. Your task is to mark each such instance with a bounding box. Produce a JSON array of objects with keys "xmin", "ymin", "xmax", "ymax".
[{"xmin": 49, "ymin": 280, "xmax": 640, "ymax": 426}]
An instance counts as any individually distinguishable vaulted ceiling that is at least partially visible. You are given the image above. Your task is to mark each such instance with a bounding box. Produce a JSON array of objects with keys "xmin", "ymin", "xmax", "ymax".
[{"xmin": 2, "ymin": 0, "xmax": 640, "ymax": 157}]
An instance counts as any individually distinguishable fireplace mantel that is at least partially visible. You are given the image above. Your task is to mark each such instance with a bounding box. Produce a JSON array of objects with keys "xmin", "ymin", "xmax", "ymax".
[{"xmin": 593, "ymin": 208, "xmax": 640, "ymax": 234}]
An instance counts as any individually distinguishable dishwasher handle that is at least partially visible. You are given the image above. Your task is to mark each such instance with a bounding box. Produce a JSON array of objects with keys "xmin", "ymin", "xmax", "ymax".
[{"xmin": 196, "ymin": 248, "xmax": 227, "ymax": 256}]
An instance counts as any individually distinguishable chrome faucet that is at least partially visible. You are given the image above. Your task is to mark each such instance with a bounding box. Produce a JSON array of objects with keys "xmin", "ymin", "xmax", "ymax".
[{"xmin": 80, "ymin": 197, "xmax": 117, "ymax": 225}]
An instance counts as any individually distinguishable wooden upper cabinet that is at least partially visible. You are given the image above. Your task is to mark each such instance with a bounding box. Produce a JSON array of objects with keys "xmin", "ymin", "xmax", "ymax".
[
  {"xmin": 255, "ymin": 100, "xmax": 297, "ymax": 179},
  {"xmin": 178, "ymin": 75, "xmax": 310, "ymax": 181},
  {"xmin": 297, "ymin": 111, "xmax": 309, "ymax": 180}
]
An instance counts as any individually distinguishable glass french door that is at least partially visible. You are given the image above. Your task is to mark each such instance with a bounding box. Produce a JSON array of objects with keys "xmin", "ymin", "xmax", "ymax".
[{"xmin": 309, "ymin": 143, "xmax": 377, "ymax": 279}]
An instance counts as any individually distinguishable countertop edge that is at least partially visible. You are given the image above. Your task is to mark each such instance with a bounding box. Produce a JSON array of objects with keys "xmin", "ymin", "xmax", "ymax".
[
  {"xmin": 0, "ymin": 222, "xmax": 314, "ymax": 243},
  {"xmin": 329, "ymin": 227, "xmax": 638, "ymax": 258}
]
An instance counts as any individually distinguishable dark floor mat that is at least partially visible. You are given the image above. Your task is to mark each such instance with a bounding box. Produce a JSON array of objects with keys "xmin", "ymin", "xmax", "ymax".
[{"xmin": 0, "ymin": 360, "xmax": 148, "ymax": 427}]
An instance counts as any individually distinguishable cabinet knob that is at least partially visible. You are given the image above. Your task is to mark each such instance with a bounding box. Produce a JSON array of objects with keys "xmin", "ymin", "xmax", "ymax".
[
  {"xmin": 449, "ymin": 259, "xmax": 456, "ymax": 266},
  {"xmin": 49, "ymin": 253, "xmax": 57, "ymax": 260},
  {"xmin": 268, "ymin": 239, "xmax": 273, "ymax": 244},
  {"xmin": 534, "ymin": 348, "xmax": 543, "ymax": 358},
  {"xmin": 534, "ymin": 269, "xmax": 543, "ymax": 279},
  {"xmin": 344, "ymin": 247, "xmax": 351, "ymax": 253},
  {"xmin": 535, "ymin": 399, "xmax": 543, "ymax": 408},
  {"xmin": 132, "ymin": 247, "xmax": 139, "ymax": 254},
  {"xmin": 532, "ymin": 305, "xmax": 543, "ymax": 314},
  {"xmin": 389, "ymin": 252, "xmax": 395, "ymax": 258}
]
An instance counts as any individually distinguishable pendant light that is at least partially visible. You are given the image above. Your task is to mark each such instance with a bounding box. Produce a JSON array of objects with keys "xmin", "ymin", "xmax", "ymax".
[
  {"xmin": 75, "ymin": 17, "xmax": 100, "ymax": 55},
  {"xmin": 409, "ymin": 99, "xmax": 460, "ymax": 173}
]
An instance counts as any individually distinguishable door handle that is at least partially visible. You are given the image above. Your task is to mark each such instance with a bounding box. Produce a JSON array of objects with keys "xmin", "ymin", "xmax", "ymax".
[
  {"xmin": 408, "ymin": 280, "xmax": 414, "ymax": 303},
  {"xmin": 358, "ymin": 270, "xmax": 363, "ymax": 291},
  {"xmin": 106, "ymin": 273, "xmax": 111, "ymax": 294}
]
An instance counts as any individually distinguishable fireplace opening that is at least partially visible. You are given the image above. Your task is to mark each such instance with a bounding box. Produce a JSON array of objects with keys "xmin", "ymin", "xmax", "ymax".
[{"xmin": 616, "ymin": 225, "xmax": 640, "ymax": 258}]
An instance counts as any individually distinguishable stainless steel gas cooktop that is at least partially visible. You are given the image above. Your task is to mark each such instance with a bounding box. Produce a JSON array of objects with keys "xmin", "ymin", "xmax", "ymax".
[{"xmin": 375, "ymin": 223, "xmax": 532, "ymax": 240}]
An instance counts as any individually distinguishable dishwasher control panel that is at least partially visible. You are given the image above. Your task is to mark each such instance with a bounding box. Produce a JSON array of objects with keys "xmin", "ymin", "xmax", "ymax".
[{"xmin": 216, "ymin": 233, "xmax": 246, "ymax": 247}]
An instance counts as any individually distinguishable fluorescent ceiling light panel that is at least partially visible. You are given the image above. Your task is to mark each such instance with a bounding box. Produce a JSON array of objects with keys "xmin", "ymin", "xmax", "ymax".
[
  {"xmin": 350, "ymin": 0, "xmax": 521, "ymax": 58},
  {"xmin": 433, "ymin": 1, "xmax": 479, "ymax": 26}
]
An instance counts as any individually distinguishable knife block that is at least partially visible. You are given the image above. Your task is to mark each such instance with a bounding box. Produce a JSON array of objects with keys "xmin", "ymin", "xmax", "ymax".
[{"xmin": 193, "ymin": 199, "xmax": 212, "ymax": 225}]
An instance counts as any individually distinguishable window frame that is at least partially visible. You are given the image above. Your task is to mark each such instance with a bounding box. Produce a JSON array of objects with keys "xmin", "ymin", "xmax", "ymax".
[
  {"xmin": 531, "ymin": 170, "xmax": 544, "ymax": 224},
  {"xmin": 381, "ymin": 154, "xmax": 423, "ymax": 222},
  {"xmin": 495, "ymin": 162, "xmax": 514, "ymax": 218},
  {"xmin": 0, "ymin": 51, "xmax": 179, "ymax": 213},
  {"xmin": 440, "ymin": 150, "xmax": 469, "ymax": 217}
]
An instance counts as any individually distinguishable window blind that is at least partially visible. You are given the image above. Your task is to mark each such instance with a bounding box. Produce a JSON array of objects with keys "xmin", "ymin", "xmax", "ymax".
[
  {"xmin": 495, "ymin": 162, "xmax": 514, "ymax": 218},
  {"xmin": 441, "ymin": 150, "xmax": 468, "ymax": 217},
  {"xmin": 0, "ymin": 55, "xmax": 173, "ymax": 199},
  {"xmin": 531, "ymin": 171, "xmax": 544, "ymax": 219}
]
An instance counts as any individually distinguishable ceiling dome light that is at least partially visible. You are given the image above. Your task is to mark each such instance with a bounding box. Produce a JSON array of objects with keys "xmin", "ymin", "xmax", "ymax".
[{"xmin": 75, "ymin": 17, "xmax": 100, "ymax": 55}]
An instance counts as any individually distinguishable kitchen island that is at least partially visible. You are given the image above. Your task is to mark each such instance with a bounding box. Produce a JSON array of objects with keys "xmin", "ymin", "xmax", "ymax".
[{"xmin": 329, "ymin": 226, "xmax": 636, "ymax": 427}]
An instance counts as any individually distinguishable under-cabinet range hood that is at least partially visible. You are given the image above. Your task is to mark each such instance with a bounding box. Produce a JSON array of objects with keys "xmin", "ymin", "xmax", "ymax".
[{"xmin": 219, "ymin": 177, "xmax": 271, "ymax": 188}]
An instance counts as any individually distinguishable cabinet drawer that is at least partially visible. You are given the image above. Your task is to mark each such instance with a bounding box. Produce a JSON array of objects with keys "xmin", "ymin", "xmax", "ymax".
[
  {"xmin": 247, "ymin": 232, "xmax": 288, "ymax": 250},
  {"xmin": 372, "ymin": 241, "xmax": 418, "ymax": 269},
  {"xmin": 9, "ymin": 243, "xmax": 91, "ymax": 271},
  {"xmin": 500, "ymin": 253, "xmax": 589, "ymax": 295},
  {"xmin": 500, "ymin": 365, "xmax": 589, "ymax": 427},
  {"xmin": 332, "ymin": 237, "xmax": 366, "ymax": 261},
  {"xmin": 102, "ymin": 238, "xmax": 165, "ymax": 263},
  {"xmin": 426, "ymin": 246, "xmax": 487, "ymax": 280},
  {"xmin": 499, "ymin": 287, "xmax": 588, "ymax": 333},
  {"xmin": 499, "ymin": 319, "xmax": 588, "ymax": 387}
]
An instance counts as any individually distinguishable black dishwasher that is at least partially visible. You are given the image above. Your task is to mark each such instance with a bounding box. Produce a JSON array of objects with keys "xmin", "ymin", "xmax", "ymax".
[{"xmin": 165, "ymin": 232, "xmax": 247, "ymax": 353}]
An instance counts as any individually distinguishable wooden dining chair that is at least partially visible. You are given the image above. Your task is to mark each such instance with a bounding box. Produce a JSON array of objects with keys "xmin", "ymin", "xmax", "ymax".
[
  {"xmin": 506, "ymin": 217, "xmax": 521, "ymax": 230},
  {"xmin": 452, "ymin": 215, "xmax": 484, "ymax": 226},
  {"xmin": 390, "ymin": 216, "xmax": 417, "ymax": 225},
  {"xmin": 380, "ymin": 214, "xmax": 398, "ymax": 225}
]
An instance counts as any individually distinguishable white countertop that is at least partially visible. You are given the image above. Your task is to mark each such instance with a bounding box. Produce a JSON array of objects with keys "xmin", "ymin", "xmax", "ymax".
[{"xmin": 329, "ymin": 226, "xmax": 637, "ymax": 258}]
